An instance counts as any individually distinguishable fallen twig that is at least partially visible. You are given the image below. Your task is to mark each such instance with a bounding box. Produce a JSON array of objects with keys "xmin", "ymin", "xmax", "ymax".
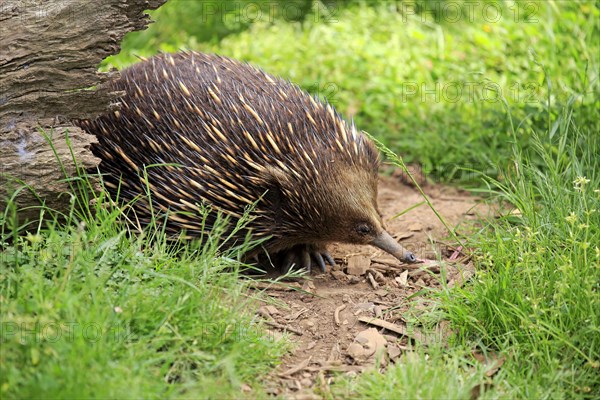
[
  {"xmin": 305, "ymin": 364, "xmax": 365, "ymax": 373},
  {"xmin": 334, "ymin": 304, "xmax": 346, "ymax": 326},
  {"xmin": 358, "ymin": 316, "xmax": 427, "ymax": 343},
  {"xmin": 263, "ymin": 320, "xmax": 304, "ymax": 336},
  {"xmin": 367, "ymin": 268, "xmax": 386, "ymax": 282},
  {"xmin": 247, "ymin": 281, "xmax": 302, "ymax": 291},
  {"xmin": 372, "ymin": 258, "xmax": 441, "ymax": 272},
  {"xmin": 277, "ymin": 356, "xmax": 312, "ymax": 377},
  {"xmin": 367, "ymin": 272, "xmax": 379, "ymax": 289}
]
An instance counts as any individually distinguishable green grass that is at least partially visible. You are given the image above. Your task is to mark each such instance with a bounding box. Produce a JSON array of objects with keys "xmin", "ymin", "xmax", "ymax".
[
  {"xmin": 106, "ymin": 0, "xmax": 598, "ymax": 183},
  {"xmin": 0, "ymin": 168, "xmax": 286, "ymax": 398},
  {"xmin": 439, "ymin": 93, "xmax": 600, "ymax": 397},
  {"xmin": 331, "ymin": 346, "xmax": 501, "ymax": 399},
  {"xmin": 328, "ymin": 87, "xmax": 599, "ymax": 399},
  {"xmin": 342, "ymin": 76, "xmax": 599, "ymax": 398}
]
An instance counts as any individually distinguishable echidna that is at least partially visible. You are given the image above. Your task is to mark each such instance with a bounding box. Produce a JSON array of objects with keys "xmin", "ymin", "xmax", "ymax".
[{"xmin": 77, "ymin": 51, "xmax": 416, "ymax": 272}]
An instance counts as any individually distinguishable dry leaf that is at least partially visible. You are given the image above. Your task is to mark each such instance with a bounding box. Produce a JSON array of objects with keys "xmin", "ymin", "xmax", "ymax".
[
  {"xmin": 396, "ymin": 270, "xmax": 409, "ymax": 286},
  {"xmin": 347, "ymin": 255, "xmax": 371, "ymax": 276}
]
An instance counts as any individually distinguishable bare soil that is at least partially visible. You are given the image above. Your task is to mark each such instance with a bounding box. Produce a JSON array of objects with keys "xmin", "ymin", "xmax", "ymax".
[{"xmin": 250, "ymin": 173, "xmax": 492, "ymax": 398}]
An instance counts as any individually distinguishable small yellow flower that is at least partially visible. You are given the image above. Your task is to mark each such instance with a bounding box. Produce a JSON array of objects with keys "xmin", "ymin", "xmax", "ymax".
[
  {"xmin": 574, "ymin": 176, "xmax": 590, "ymax": 185},
  {"xmin": 26, "ymin": 232, "xmax": 43, "ymax": 244},
  {"xmin": 573, "ymin": 176, "xmax": 590, "ymax": 191},
  {"xmin": 565, "ymin": 212, "xmax": 577, "ymax": 224}
]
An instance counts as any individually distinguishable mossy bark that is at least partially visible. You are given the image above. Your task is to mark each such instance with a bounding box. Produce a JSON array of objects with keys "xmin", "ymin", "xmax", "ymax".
[{"xmin": 0, "ymin": 0, "xmax": 166, "ymax": 222}]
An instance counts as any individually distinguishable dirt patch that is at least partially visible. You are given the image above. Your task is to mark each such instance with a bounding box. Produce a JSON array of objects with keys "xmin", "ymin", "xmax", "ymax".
[{"xmin": 251, "ymin": 174, "xmax": 491, "ymax": 398}]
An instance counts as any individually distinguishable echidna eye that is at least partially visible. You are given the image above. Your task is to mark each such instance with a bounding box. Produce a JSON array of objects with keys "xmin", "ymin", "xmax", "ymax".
[{"xmin": 356, "ymin": 224, "xmax": 371, "ymax": 235}]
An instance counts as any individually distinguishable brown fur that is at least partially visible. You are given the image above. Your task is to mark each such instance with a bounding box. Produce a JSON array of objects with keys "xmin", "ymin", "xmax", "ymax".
[{"xmin": 76, "ymin": 51, "xmax": 388, "ymax": 256}]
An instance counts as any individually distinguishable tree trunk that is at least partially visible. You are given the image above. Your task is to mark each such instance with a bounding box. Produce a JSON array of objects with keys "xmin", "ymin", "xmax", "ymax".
[{"xmin": 0, "ymin": 0, "xmax": 166, "ymax": 222}]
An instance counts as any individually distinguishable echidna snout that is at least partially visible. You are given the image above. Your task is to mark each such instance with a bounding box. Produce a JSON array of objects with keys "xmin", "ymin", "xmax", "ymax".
[
  {"xmin": 370, "ymin": 230, "xmax": 417, "ymax": 263},
  {"xmin": 340, "ymin": 219, "xmax": 416, "ymax": 264},
  {"xmin": 315, "ymin": 170, "xmax": 416, "ymax": 265}
]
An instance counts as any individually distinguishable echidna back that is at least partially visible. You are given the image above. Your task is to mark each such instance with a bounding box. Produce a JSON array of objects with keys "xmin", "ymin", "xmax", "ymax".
[{"xmin": 78, "ymin": 51, "xmax": 381, "ymax": 249}]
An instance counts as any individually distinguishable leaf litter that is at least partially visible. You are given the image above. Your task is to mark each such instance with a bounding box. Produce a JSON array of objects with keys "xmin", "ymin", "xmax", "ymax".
[{"xmin": 248, "ymin": 174, "xmax": 493, "ymax": 397}]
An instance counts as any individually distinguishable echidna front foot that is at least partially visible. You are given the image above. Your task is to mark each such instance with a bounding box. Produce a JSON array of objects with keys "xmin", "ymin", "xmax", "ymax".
[{"xmin": 281, "ymin": 244, "xmax": 335, "ymax": 274}]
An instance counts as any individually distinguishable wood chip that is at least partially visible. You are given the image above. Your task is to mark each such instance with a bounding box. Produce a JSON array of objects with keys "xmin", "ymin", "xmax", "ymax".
[
  {"xmin": 302, "ymin": 280, "xmax": 316, "ymax": 293},
  {"xmin": 367, "ymin": 272, "xmax": 379, "ymax": 289},
  {"xmin": 334, "ymin": 304, "xmax": 346, "ymax": 326},
  {"xmin": 374, "ymin": 305, "xmax": 383, "ymax": 319},
  {"xmin": 396, "ymin": 270, "xmax": 409, "ymax": 286},
  {"xmin": 371, "ymin": 258, "xmax": 438, "ymax": 271},
  {"xmin": 346, "ymin": 255, "xmax": 371, "ymax": 276},
  {"xmin": 370, "ymin": 263, "xmax": 393, "ymax": 271},
  {"xmin": 367, "ymin": 268, "xmax": 386, "ymax": 283},
  {"xmin": 327, "ymin": 343, "xmax": 340, "ymax": 363},
  {"xmin": 387, "ymin": 345, "xmax": 402, "ymax": 360},
  {"xmin": 330, "ymin": 270, "xmax": 348, "ymax": 282},
  {"xmin": 358, "ymin": 316, "xmax": 427, "ymax": 343}
]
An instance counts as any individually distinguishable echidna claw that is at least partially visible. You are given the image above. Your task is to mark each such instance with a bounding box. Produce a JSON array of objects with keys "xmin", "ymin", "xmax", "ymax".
[
  {"xmin": 313, "ymin": 252, "xmax": 327, "ymax": 273},
  {"xmin": 280, "ymin": 245, "xmax": 335, "ymax": 274},
  {"xmin": 323, "ymin": 253, "xmax": 336, "ymax": 267},
  {"xmin": 281, "ymin": 251, "xmax": 299, "ymax": 274}
]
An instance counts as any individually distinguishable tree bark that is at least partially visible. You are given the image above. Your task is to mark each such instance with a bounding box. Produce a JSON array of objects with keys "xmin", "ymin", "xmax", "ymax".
[{"xmin": 0, "ymin": 0, "xmax": 166, "ymax": 222}]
